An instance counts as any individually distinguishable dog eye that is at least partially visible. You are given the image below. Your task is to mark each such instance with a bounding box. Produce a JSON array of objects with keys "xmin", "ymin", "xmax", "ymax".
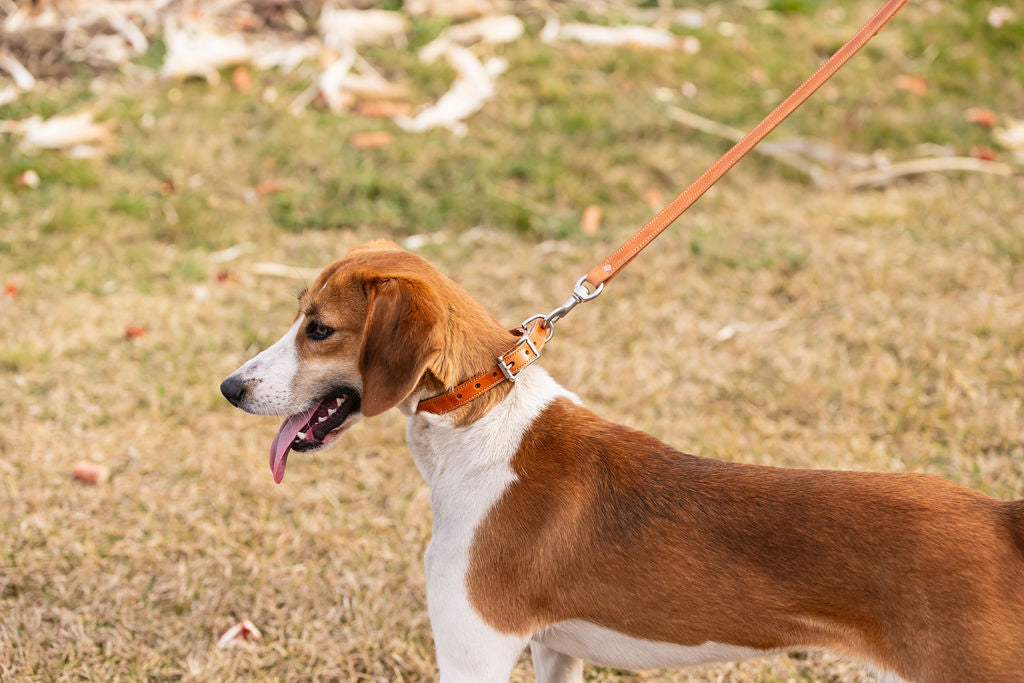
[{"xmin": 305, "ymin": 320, "xmax": 335, "ymax": 341}]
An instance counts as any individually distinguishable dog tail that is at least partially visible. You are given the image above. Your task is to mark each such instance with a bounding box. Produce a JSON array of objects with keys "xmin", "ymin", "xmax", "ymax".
[{"xmin": 1002, "ymin": 500, "xmax": 1024, "ymax": 556}]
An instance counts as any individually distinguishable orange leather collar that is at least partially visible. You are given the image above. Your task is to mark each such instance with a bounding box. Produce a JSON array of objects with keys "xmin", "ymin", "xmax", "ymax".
[{"xmin": 416, "ymin": 321, "xmax": 549, "ymax": 415}]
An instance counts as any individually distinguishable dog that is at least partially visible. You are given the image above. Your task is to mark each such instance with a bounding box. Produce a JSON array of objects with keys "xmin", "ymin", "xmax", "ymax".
[{"xmin": 221, "ymin": 240, "xmax": 1024, "ymax": 682}]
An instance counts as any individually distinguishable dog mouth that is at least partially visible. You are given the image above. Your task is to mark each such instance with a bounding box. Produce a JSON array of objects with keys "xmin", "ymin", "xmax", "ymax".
[{"xmin": 268, "ymin": 387, "xmax": 361, "ymax": 484}]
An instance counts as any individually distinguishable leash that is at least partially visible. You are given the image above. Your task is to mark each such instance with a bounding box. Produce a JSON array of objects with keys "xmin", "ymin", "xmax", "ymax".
[{"xmin": 418, "ymin": 0, "xmax": 910, "ymax": 416}]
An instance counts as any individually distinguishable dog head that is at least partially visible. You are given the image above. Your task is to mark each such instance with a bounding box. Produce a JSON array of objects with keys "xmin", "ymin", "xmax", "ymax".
[{"xmin": 220, "ymin": 240, "xmax": 513, "ymax": 483}]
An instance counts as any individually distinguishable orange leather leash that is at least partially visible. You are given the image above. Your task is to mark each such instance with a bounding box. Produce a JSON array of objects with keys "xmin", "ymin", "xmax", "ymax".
[
  {"xmin": 587, "ymin": 0, "xmax": 909, "ymax": 289},
  {"xmin": 418, "ymin": 0, "xmax": 909, "ymax": 416}
]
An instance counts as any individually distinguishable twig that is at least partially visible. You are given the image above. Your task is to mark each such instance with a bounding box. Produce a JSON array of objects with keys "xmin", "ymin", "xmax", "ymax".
[
  {"xmin": 847, "ymin": 157, "xmax": 1014, "ymax": 188},
  {"xmin": 248, "ymin": 262, "xmax": 322, "ymax": 280},
  {"xmin": 665, "ymin": 105, "xmax": 828, "ymax": 185}
]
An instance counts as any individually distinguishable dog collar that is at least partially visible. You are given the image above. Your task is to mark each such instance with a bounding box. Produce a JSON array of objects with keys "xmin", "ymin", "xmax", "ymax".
[{"xmin": 416, "ymin": 320, "xmax": 550, "ymax": 415}]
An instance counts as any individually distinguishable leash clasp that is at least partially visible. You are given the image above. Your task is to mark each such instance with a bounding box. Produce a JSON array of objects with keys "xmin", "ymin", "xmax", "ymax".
[{"xmin": 537, "ymin": 275, "xmax": 604, "ymax": 333}]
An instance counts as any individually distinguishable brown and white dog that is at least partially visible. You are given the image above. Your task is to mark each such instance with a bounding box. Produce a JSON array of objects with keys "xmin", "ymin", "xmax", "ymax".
[{"xmin": 221, "ymin": 241, "xmax": 1024, "ymax": 683}]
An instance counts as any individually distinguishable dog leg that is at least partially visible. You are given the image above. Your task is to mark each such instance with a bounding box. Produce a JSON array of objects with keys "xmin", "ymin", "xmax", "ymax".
[
  {"xmin": 430, "ymin": 606, "xmax": 527, "ymax": 683},
  {"xmin": 426, "ymin": 559, "xmax": 527, "ymax": 682},
  {"xmin": 530, "ymin": 641, "xmax": 584, "ymax": 683}
]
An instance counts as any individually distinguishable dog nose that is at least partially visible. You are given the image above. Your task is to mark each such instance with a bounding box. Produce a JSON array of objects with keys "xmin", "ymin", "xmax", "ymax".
[{"xmin": 220, "ymin": 376, "xmax": 246, "ymax": 406}]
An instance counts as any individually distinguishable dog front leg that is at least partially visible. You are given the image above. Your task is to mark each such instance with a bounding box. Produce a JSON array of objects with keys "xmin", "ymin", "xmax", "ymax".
[
  {"xmin": 425, "ymin": 556, "xmax": 528, "ymax": 681},
  {"xmin": 530, "ymin": 641, "xmax": 584, "ymax": 683},
  {"xmin": 427, "ymin": 594, "xmax": 528, "ymax": 682}
]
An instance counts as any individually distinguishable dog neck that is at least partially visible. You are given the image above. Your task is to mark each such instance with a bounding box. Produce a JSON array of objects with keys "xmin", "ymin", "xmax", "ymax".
[
  {"xmin": 404, "ymin": 365, "xmax": 575, "ymax": 500},
  {"xmin": 404, "ymin": 282, "xmax": 523, "ymax": 426}
]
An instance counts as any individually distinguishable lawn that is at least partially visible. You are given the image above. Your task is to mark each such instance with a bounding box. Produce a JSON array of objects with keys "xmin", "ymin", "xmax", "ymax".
[{"xmin": 1, "ymin": 1, "xmax": 1023, "ymax": 680}]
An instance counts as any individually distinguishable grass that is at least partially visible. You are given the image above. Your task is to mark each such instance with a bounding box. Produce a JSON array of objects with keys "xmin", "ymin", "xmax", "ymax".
[{"xmin": 2, "ymin": 1, "xmax": 1023, "ymax": 680}]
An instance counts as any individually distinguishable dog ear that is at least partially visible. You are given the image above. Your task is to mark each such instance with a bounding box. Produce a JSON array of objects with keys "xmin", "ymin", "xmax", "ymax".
[{"xmin": 358, "ymin": 277, "xmax": 444, "ymax": 417}]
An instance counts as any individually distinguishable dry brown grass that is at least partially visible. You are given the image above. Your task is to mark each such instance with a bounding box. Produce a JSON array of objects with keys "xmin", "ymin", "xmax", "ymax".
[
  {"xmin": 3, "ymin": 172, "xmax": 1022, "ymax": 681},
  {"xmin": 3, "ymin": 1, "xmax": 1024, "ymax": 679}
]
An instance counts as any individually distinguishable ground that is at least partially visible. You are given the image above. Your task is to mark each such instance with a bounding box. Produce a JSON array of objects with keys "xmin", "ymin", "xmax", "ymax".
[{"xmin": 1, "ymin": 1, "xmax": 1023, "ymax": 680}]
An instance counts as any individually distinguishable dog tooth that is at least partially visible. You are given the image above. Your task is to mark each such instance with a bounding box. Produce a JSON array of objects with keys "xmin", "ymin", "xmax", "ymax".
[
  {"xmin": 335, "ymin": 397, "xmax": 344, "ymax": 406},
  {"xmin": 327, "ymin": 408, "xmax": 337, "ymax": 416},
  {"xmin": 318, "ymin": 416, "xmax": 327, "ymax": 423},
  {"xmin": 296, "ymin": 431, "xmax": 306, "ymax": 439}
]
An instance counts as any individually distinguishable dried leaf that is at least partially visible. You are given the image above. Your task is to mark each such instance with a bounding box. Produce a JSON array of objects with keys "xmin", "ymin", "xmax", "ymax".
[
  {"xmin": 124, "ymin": 325, "xmax": 148, "ymax": 339},
  {"xmin": 894, "ymin": 74, "xmax": 928, "ymax": 97},
  {"xmin": 4, "ymin": 283, "xmax": 20, "ymax": 297},
  {"xmin": 971, "ymin": 147, "xmax": 998, "ymax": 161},
  {"xmin": 231, "ymin": 66, "xmax": 251, "ymax": 92},
  {"xmin": 355, "ymin": 101, "xmax": 413, "ymax": 118},
  {"xmin": 254, "ymin": 179, "xmax": 285, "ymax": 196},
  {"xmin": 965, "ymin": 108, "xmax": 998, "ymax": 128},
  {"xmin": 217, "ymin": 619, "xmax": 262, "ymax": 649},
  {"xmin": 349, "ymin": 131, "xmax": 393, "ymax": 149},
  {"xmin": 643, "ymin": 188, "xmax": 663, "ymax": 210},
  {"xmin": 581, "ymin": 205, "xmax": 602, "ymax": 236},
  {"xmin": 73, "ymin": 461, "xmax": 109, "ymax": 485}
]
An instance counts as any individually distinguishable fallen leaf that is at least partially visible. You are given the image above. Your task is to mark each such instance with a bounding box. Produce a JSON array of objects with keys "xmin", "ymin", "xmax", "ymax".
[
  {"xmin": 349, "ymin": 131, "xmax": 393, "ymax": 149},
  {"xmin": 217, "ymin": 619, "xmax": 262, "ymax": 649},
  {"xmin": 643, "ymin": 188, "xmax": 663, "ymax": 210},
  {"xmin": 215, "ymin": 270, "xmax": 235, "ymax": 283},
  {"xmin": 254, "ymin": 179, "xmax": 285, "ymax": 196},
  {"xmin": 581, "ymin": 205, "xmax": 602, "ymax": 236},
  {"xmin": 125, "ymin": 325, "xmax": 148, "ymax": 339},
  {"xmin": 232, "ymin": 66, "xmax": 252, "ymax": 92},
  {"xmin": 894, "ymin": 74, "xmax": 928, "ymax": 97},
  {"xmin": 355, "ymin": 100, "xmax": 413, "ymax": 118},
  {"xmin": 16, "ymin": 170, "xmax": 40, "ymax": 189},
  {"xmin": 73, "ymin": 461, "xmax": 109, "ymax": 485},
  {"xmin": 972, "ymin": 147, "xmax": 998, "ymax": 161},
  {"xmin": 965, "ymin": 108, "xmax": 998, "ymax": 128},
  {"xmin": 4, "ymin": 283, "xmax": 20, "ymax": 297}
]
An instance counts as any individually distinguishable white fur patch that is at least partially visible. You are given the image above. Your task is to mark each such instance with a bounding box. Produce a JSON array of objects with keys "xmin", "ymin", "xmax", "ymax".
[
  {"xmin": 405, "ymin": 366, "xmax": 576, "ymax": 681},
  {"xmin": 224, "ymin": 316, "xmax": 304, "ymax": 416},
  {"xmin": 534, "ymin": 620, "xmax": 772, "ymax": 671}
]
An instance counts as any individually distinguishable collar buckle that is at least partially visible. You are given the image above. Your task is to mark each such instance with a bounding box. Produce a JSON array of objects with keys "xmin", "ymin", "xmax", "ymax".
[{"xmin": 497, "ymin": 326, "xmax": 542, "ymax": 382}]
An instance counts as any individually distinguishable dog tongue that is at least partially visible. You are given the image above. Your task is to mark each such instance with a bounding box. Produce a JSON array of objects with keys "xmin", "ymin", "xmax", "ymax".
[{"xmin": 269, "ymin": 404, "xmax": 318, "ymax": 484}]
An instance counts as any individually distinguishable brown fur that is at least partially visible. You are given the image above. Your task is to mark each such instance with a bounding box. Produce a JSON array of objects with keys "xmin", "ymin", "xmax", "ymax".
[{"xmin": 467, "ymin": 398, "xmax": 1024, "ymax": 682}]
